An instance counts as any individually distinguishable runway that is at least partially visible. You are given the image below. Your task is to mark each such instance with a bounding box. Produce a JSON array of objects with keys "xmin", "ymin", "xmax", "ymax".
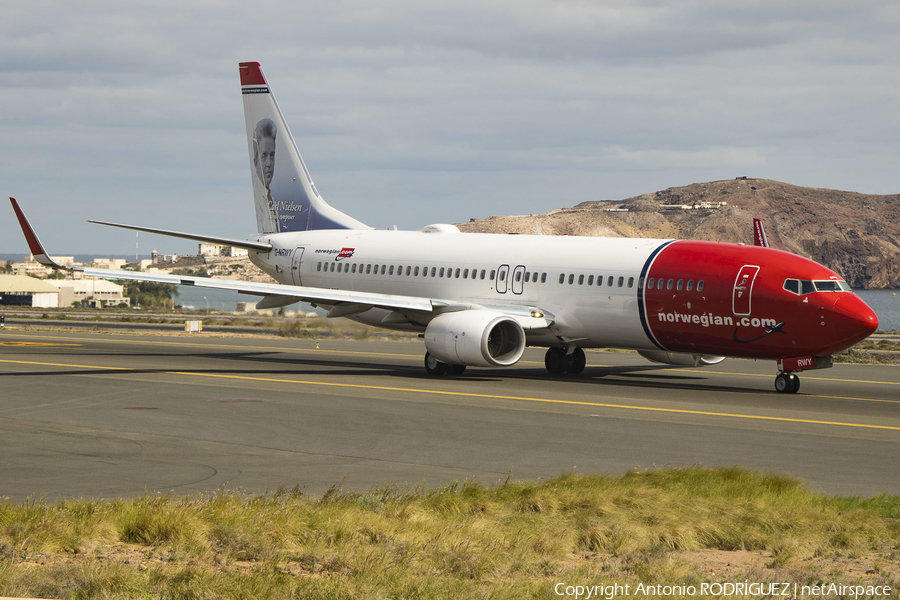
[{"xmin": 1, "ymin": 329, "xmax": 899, "ymax": 500}]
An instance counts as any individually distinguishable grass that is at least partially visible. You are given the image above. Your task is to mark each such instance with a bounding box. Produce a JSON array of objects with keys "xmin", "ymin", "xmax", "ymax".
[{"xmin": 1, "ymin": 468, "xmax": 898, "ymax": 599}]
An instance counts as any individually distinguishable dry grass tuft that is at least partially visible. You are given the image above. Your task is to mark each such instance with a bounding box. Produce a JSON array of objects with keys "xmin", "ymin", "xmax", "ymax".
[{"xmin": 1, "ymin": 467, "xmax": 899, "ymax": 598}]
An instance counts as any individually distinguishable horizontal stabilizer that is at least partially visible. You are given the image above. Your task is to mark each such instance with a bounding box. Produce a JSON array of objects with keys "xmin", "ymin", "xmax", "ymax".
[{"xmin": 86, "ymin": 220, "xmax": 273, "ymax": 252}]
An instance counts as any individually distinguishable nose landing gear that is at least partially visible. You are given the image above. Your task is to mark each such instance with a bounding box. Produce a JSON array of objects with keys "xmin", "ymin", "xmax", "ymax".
[{"xmin": 774, "ymin": 372, "xmax": 800, "ymax": 394}]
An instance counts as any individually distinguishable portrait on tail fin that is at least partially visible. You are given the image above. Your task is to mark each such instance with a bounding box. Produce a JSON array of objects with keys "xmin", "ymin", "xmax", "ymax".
[{"xmin": 252, "ymin": 118, "xmax": 280, "ymax": 233}]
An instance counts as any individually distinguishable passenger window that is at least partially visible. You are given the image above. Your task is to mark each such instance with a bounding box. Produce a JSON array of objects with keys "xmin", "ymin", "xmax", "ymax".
[
  {"xmin": 389, "ymin": 265, "xmax": 394, "ymax": 275},
  {"xmin": 500, "ymin": 271, "xmax": 506, "ymax": 281},
  {"xmin": 578, "ymin": 274, "xmax": 584, "ymax": 285},
  {"xmin": 638, "ymin": 277, "xmax": 644, "ymax": 289},
  {"xmin": 783, "ymin": 279, "xmax": 800, "ymax": 295},
  {"xmin": 352, "ymin": 264, "xmax": 357, "ymax": 273},
  {"xmin": 568, "ymin": 274, "xmax": 575, "ymax": 285},
  {"xmin": 481, "ymin": 269, "xmax": 486, "ymax": 279},
  {"xmin": 617, "ymin": 276, "xmax": 624, "ymax": 287},
  {"xmin": 541, "ymin": 273, "xmax": 547, "ymax": 283},
  {"xmin": 431, "ymin": 267, "xmax": 436, "ymax": 277},
  {"xmin": 490, "ymin": 270, "xmax": 496, "ymax": 279},
  {"xmin": 697, "ymin": 280, "xmax": 704, "ymax": 292},
  {"xmin": 667, "ymin": 279, "xmax": 673, "ymax": 290},
  {"xmin": 515, "ymin": 271, "xmax": 522, "ymax": 282},
  {"xmin": 628, "ymin": 277, "xmax": 634, "ymax": 288},
  {"xmin": 406, "ymin": 266, "xmax": 411, "ymax": 276},
  {"xmin": 647, "ymin": 277, "xmax": 654, "ymax": 290},
  {"xmin": 317, "ymin": 262, "xmax": 322, "ymax": 271},
  {"xmin": 381, "ymin": 265, "xmax": 386, "ymax": 275},
  {"xmin": 366, "ymin": 264, "xmax": 372, "ymax": 274},
  {"xmin": 676, "ymin": 279, "xmax": 683, "ymax": 291},
  {"xmin": 559, "ymin": 274, "xmax": 565, "ymax": 284},
  {"xmin": 587, "ymin": 275, "xmax": 594, "ymax": 285},
  {"xmin": 439, "ymin": 268, "xmax": 445, "ymax": 277},
  {"xmin": 455, "ymin": 268, "xmax": 460, "ymax": 278},
  {"xmin": 608, "ymin": 276, "xmax": 614, "ymax": 287},
  {"xmin": 686, "ymin": 280, "xmax": 693, "ymax": 291},
  {"xmin": 525, "ymin": 272, "xmax": 531, "ymax": 283},
  {"xmin": 464, "ymin": 269, "xmax": 469, "ymax": 279}
]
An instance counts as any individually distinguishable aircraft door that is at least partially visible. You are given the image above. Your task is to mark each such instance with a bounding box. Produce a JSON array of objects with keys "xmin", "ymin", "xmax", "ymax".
[
  {"xmin": 496, "ymin": 264, "xmax": 510, "ymax": 294},
  {"xmin": 511, "ymin": 265, "xmax": 526, "ymax": 295},
  {"xmin": 291, "ymin": 247, "xmax": 305, "ymax": 286},
  {"xmin": 732, "ymin": 265, "xmax": 759, "ymax": 316}
]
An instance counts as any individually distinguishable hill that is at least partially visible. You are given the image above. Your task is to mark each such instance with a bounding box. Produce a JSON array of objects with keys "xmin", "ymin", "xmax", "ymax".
[{"xmin": 456, "ymin": 178, "xmax": 900, "ymax": 289}]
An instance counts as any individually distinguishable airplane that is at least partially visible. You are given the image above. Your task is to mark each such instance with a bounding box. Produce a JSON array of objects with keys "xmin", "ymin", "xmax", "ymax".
[{"xmin": 9, "ymin": 61, "xmax": 879, "ymax": 394}]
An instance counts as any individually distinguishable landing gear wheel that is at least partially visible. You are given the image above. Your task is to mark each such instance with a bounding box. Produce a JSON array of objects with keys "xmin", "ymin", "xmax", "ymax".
[
  {"xmin": 545, "ymin": 347, "xmax": 567, "ymax": 374},
  {"xmin": 447, "ymin": 364, "xmax": 467, "ymax": 376},
  {"xmin": 425, "ymin": 352, "xmax": 448, "ymax": 376},
  {"xmin": 566, "ymin": 348, "xmax": 587, "ymax": 374},
  {"xmin": 775, "ymin": 372, "xmax": 800, "ymax": 394}
]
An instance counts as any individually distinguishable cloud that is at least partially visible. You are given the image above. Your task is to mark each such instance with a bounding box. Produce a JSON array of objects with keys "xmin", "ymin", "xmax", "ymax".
[{"xmin": 1, "ymin": 0, "xmax": 898, "ymax": 253}]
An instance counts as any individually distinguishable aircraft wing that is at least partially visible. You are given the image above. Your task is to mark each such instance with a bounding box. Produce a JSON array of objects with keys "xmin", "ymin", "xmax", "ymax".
[
  {"xmin": 76, "ymin": 265, "xmax": 439, "ymax": 313},
  {"xmin": 10, "ymin": 198, "xmax": 552, "ymax": 326}
]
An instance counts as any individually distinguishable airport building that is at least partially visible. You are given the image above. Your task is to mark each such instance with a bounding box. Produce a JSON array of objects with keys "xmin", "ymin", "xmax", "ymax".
[
  {"xmin": 199, "ymin": 243, "xmax": 249, "ymax": 258},
  {"xmin": 0, "ymin": 275, "xmax": 60, "ymax": 307},
  {"xmin": 46, "ymin": 279, "xmax": 129, "ymax": 308}
]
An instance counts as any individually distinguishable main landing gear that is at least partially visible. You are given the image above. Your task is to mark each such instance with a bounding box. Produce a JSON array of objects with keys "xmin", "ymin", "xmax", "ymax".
[
  {"xmin": 774, "ymin": 372, "xmax": 800, "ymax": 394},
  {"xmin": 544, "ymin": 347, "xmax": 586, "ymax": 375},
  {"xmin": 424, "ymin": 352, "xmax": 466, "ymax": 376}
]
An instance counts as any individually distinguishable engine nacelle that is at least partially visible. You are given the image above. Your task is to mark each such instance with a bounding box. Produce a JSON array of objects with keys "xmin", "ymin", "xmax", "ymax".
[
  {"xmin": 638, "ymin": 350, "xmax": 726, "ymax": 367},
  {"xmin": 424, "ymin": 311, "xmax": 526, "ymax": 367}
]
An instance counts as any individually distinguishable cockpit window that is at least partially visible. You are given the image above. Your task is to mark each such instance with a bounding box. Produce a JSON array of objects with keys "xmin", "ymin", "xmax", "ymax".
[
  {"xmin": 783, "ymin": 278, "xmax": 851, "ymax": 296},
  {"xmin": 814, "ymin": 280, "xmax": 841, "ymax": 292}
]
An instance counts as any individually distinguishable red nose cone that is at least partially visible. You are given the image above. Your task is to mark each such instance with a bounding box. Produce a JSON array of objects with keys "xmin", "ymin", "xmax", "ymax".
[{"xmin": 832, "ymin": 294, "xmax": 879, "ymax": 350}]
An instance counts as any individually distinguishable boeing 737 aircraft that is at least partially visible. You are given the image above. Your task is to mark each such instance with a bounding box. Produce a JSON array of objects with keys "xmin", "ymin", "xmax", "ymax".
[{"xmin": 10, "ymin": 61, "xmax": 879, "ymax": 393}]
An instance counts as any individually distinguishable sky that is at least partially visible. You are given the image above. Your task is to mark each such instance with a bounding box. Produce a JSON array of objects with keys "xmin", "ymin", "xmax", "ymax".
[{"xmin": 2, "ymin": 0, "xmax": 898, "ymax": 255}]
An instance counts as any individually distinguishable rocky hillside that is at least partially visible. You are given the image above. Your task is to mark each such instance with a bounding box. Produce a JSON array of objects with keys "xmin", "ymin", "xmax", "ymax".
[{"xmin": 456, "ymin": 178, "xmax": 900, "ymax": 289}]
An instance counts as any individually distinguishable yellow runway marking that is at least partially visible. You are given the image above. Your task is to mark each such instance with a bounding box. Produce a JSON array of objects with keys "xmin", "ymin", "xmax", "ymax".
[
  {"xmin": 0, "ymin": 332, "xmax": 598, "ymax": 366},
  {"xmin": 0, "ymin": 332, "xmax": 895, "ymax": 384},
  {"xmin": 1, "ymin": 357, "xmax": 899, "ymax": 433},
  {"xmin": 0, "ymin": 341, "xmax": 82, "ymax": 347},
  {"xmin": 1, "ymin": 331, "xmax": 896, "ymax": 384}
]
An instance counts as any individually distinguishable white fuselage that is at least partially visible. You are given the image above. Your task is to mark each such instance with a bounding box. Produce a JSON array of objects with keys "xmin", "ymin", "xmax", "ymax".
[{"xmin": 249, "ymin": 228, "xmax": 671, "ymax": 350}]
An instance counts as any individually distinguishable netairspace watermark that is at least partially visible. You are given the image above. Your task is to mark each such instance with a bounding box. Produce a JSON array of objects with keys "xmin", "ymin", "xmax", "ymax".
[{"xmin": 553, "ymin": 581, "xmax": 893, "ymax": 599}]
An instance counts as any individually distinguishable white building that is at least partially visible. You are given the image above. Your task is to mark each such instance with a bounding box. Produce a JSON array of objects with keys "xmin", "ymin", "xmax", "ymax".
[
  {"xmin": 47, "ymin": 279, "xmax": 130, "ymax": 308},
  {"xmin": 12, "ymin": 255, "xmax": 78, "ymax": 277},
  {"xmin": 0, "ymin": 275, "xmax": 60, "ymax": 308},
  {"xmin": 199, "ymin": 243, "xmax": 249, "ymax": 258},
  {"xmin": 89, "ymin": 258, "xmax": 128, "ymax": 270}
]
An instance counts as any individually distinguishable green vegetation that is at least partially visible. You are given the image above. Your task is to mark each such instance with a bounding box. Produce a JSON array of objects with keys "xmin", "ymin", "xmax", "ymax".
[
  {"xmin": 124, "ymin": 281, "xmax": 179, "ymax": 310},
  {"xmin": 0, "ymin": 468, "xmax": 897, "ymax": 599},
  {"xmin": 834, "ymin": 338, "xmax": 900, "ymax": 364}
]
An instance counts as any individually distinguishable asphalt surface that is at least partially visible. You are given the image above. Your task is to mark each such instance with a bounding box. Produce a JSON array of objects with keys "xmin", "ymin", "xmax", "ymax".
[{"xmin": 1, "ymin": 328, "xmax": 899, "ymax": 501}]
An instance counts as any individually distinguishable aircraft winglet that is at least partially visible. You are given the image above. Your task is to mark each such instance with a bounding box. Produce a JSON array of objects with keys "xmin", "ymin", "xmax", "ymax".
[
  {"xmin": 753, "ymin": 218, "xmax": 769, "ymax": 248},
  {"xmin": 9, "ymin": 198, "xmax": 65, "ymax": 268}
]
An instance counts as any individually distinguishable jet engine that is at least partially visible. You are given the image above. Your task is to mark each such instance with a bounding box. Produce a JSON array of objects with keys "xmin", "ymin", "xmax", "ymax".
[
  {"xmin": 424, "ymin": 311, "xmax": 526, "ymax": 367},
  {"xmin": 638, "ymin": 350, "xmax": 726, "ymax": 367}
]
